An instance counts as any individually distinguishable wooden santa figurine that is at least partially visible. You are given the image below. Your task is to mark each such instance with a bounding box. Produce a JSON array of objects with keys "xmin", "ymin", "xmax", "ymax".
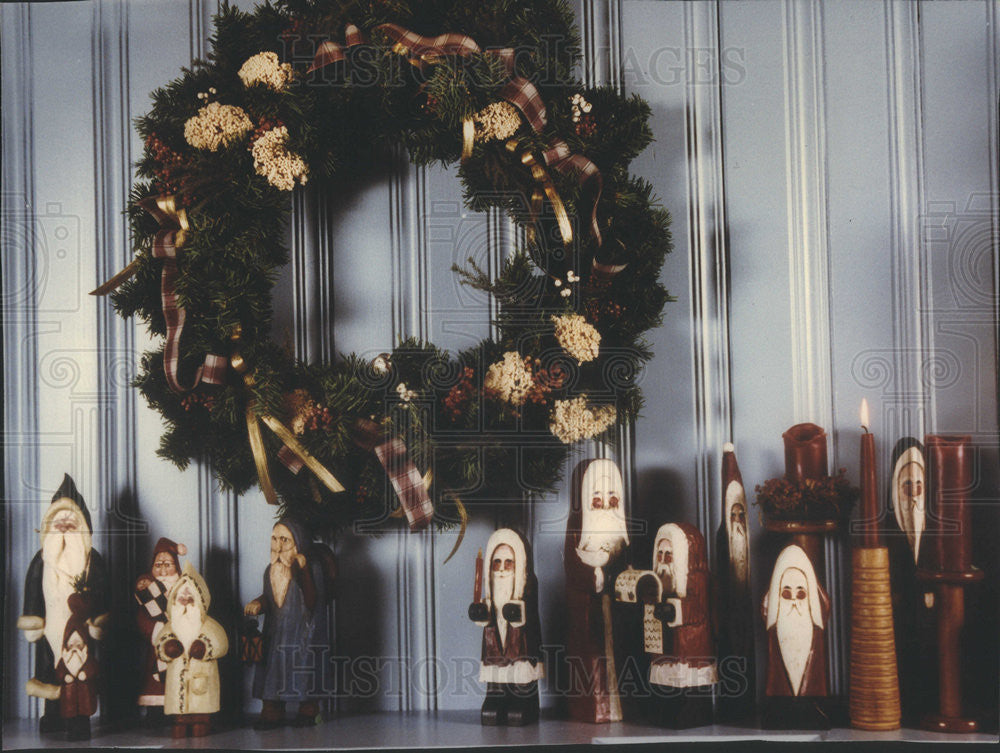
[
  {"xmin": 54, "ymin": 592, "xmax": 100, "ymax": 741},
  {"xmin": 761, "ymin": 543, "xmax": 831, "ymax": 729},
  {"xmin": 134, "ymin": 537, "xmax": 187, "ymax": 722},
  {"xmin": 564, "ymin": 458, "xmax": 631, "ymax": 723},
  {"xmin": 156, "ymin": 562, "xmax": 228, "ymax": 738},
  {"xmin": 715, "ymin": 443, "xmax": 756, "ymax": 721},
  {"xmin": 17, "ymin": 474, "xmax": 109, "ymax": 734},
  {"xmin": 617, "ymin": 522, "xmax": 717, "ymax": 728},
  {"xmin": 467, "ymin": 528, "xmax": 544, "ymax": 725},
  {"xmin": 244, "ymin": 517, "xmax": 335, "ymax": 729}
]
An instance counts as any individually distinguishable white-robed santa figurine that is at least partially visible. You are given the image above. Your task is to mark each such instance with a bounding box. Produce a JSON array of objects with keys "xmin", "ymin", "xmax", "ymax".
[
  {"xmin": 564, "ymin": 458, "xmax": 631, "ymax": 723},
  {"xmin": 18, "ymin": 474, "xmax": 110, "ymax": 734},
  {"xmin": 134, "ymin": 538, "xmax": 187, "ymax": 719},
  {"xmin": 646, "ymin": 522, "xmax": 717, "ymax": 728},
  {"xmin": 468, "ymin": 528, "xmax": 544, "ymax": 726},
  {"xmin": 761, "ymin": 543, "xmax": 831, "ymax": 729},
  {"xmin": 156, "ymin": 562, "xmax": 228, "ymax": 738}
]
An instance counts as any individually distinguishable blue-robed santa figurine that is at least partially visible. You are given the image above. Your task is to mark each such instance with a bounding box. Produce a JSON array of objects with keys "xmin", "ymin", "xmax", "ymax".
[
  {"xmin": 18, "ymin": 474, "xmax": 110, "ymax": 735},
  {"xmin": 244, "ymin": 516, "xmax": 335, "ymax": 729}
]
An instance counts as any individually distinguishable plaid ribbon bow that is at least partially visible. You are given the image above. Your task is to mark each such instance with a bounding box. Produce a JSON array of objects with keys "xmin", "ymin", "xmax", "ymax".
[{"xmin": 137, "ymin": 195, "xmax": 227, "ymax": 393}]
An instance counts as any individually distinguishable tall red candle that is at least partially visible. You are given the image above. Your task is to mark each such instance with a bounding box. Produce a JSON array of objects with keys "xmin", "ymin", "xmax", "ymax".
[
  {"xmin": 474, "ymin": 547, "xmax": 484, "ymax": 603},
  {"xmin": 859, "ymin": 400, "xmax": 879, "ymax": 548},
  {"xmin": 782, "ymin": 423, "xmax": 829, "ymax": 481},
  {"xmin": 925, "ymin": 434, "xmax": 973, "ymax": 572}
]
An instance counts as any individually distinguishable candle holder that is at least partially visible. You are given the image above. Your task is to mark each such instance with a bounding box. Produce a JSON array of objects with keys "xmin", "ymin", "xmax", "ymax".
[{"xmin": 915, "ymin": 434, "xmax": 984, "ymax": 734}]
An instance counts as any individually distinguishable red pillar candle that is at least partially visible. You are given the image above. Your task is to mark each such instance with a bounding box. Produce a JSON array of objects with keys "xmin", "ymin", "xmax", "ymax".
[
  {"xmin": 925, "ymin": 434, "xmax": 973, "ymax": 573},
  {"xmin": 782, "ymin": 423, "xmax": 829, "ymax": 482},
  {"xmin": 859, "ymin": 400, "xmax": 879, "ymax": 548},
  {"xmin": 474, "ymin": 547, "xmax": 484, "ymax": 603}
]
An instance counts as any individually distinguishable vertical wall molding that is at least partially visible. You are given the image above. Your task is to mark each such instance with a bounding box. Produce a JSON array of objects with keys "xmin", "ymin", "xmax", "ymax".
[
  {"xmin": 780, "ymin": 0, "xmax": 845, "ymax": 693},
  {"xmin": 683, "ymin": 1, "xmax": 733, "ymax": 542},
  {"xmin": 885, "ymin": 0, "xmax": 929, "ymax": 442},
  {"xmin": 1, "ymin": 2, "xmax": 39, "ymax": 722}
]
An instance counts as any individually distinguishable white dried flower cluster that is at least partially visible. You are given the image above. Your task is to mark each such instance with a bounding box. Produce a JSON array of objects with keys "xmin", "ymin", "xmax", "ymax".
[
  {"xmin": 484, "ymin": 351, "xmax": 534, "ymax": 406},
  {"xmin": 473, "ymin": 101, "xmax": 522, "ymax": 142},
  {"xmin": 238, "ymin": 51, "xmax": 294, "ymax": 91},
  {"xmin": 570, "ymin": 93, "xmax": 592, "ymax": 123},
  {"xmin": 251, "ymin": 126, "xmax": 309, "ymax": 191},
  {"xmin": 396, "ymin": 382, "xmax": 417, "ymax": 402},
  {"xmin": 372, "ymin": 354, "xmax": 391, "ymax": 375},
  {"xmin": 549, "ymin": 396, "xmax": 616, "ymax": 444},
  {"xmin": 552, "ymin": 314, "xmax": 600, "ymax": 364},
  {"xmin": 196, "ymin": 87, "xmax": 218, "ymax": 102},
  {"xmin": 553, "ymin": 269, "xmax": 579, "ymax": 298},
  {"xmin": 183, "ymin": 102, "xmax": 253, "ymax": 151}
]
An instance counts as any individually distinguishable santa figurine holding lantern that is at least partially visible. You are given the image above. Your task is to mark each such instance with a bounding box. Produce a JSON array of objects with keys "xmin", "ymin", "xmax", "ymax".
[{"xmin": 468, "ymin": 528, "xmax": 543, "ymax": 726}]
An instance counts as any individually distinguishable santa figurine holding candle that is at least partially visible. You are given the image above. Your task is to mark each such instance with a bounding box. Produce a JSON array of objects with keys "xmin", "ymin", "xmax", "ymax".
[{"xmin": 467, "ymin": 528, "xmax": 543, "ymax": 725}]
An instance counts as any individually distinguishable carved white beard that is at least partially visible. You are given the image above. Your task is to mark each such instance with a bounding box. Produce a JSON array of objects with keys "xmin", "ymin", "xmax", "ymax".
[
  {"xmin": 728, "ymin": 528, "xmax": 749, "ymax": 586},
  {"xmin": 655, "ymin": 563, "xmax": 674, "ymax": 595},
  {"xmin": 576, "ymin": 527, "xmax": 626, "ymax": 568},
  {"xmin": 62, "ymin": 638, "xmax": 87, "ymax": 677},
  {"xmin": 159, "ymin": 573, "xmax": 180, "ymax": 591},
  {"xmin": 492, "ymin": 571, "xmax": 514, "ymax": 646},
  {"xmin": 776, "ymin": 598, "xmax": 813, "ymax": 696},
  {"xmin": 170, "ymin": 601, "xmax": 203, "ymax": 650},
  {"xmin": 42, "ymin": 532, "xmax": 89, "ymax": 655},
  {"xmin": 43, "ymin": 530, "xmax": 88, "ymax": 581},
  {"xmin": 270, "ymin": 561, "xmax": 292, "ymax": 609},
  {"xmin": 900, "ymin": 496, "xmax": 926, "ymax": 562}
]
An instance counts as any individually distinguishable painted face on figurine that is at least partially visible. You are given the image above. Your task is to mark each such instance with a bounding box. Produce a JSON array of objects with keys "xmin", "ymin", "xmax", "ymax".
[
  {"xmin": 42, "ymin": 506, "xmax": 89, "ymax": 578},
  {"xmin": 577, "ymin": 459, "xmax": 629, "ymax": 568},
  {"xmin": 897, "ymin": 461, "xmax": 924, "ymax": 512},
  {"xmin": 270, "ymin": 523, "xmax": 297, "ymax": 567},
  {"xmin": 491, "ymin": 543, "xmax": 515, "ymax": 605},
  {"xmin": 730, "ymin": 502, "xmax": 746, "ymax": 535},
  {"xmin": 775, "ymin": 566, "xmax": 812, "ymax": 695},
  {"xmin": 62, "ymin": 630, "xmax": 88, "ymax": 674},
  {"xmin": 50, "ymin": 509, "xmax": 80, "ymax": 534},
  {"xmin": 171, "ymin": 582, "xmax": 202, "ymax": 649},
  {"xmin": 153, "ymin": 551, "xmax": 178, "ymax": 581},
  {"xmin": 654, "ymin": 538, "xmax": 674, "ymax": 592}
]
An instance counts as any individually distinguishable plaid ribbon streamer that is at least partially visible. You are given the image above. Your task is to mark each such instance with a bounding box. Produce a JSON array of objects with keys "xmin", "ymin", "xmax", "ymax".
[
  {"xmin": 374, "ymin": 437, "xmax": 434, "ymax": 531},
  {"xmin": 542, "ymin": 140, "xmax": 604, "ymax": 247},
  {"xmin": 277, "ymin": 444, "xmax": 305, "ymax": 474},
  {"xmin": 139, "ymin": 196, "xmax": 227, "ymax": 393}
]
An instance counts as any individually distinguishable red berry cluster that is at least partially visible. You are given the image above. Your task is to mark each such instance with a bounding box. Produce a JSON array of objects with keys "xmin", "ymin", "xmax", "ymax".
[
  {"xmin": 525, "ymin": 359, "xmax": 566, "ymax": 404},
  {"xmin": 443, "ymin": 367, "xmax": 476, "ymax": 420},
  {"xmin": 423, "ymin": 94, "xmax": 440, "ymax": 114},
  {"xmin": 575, "ymin": 112, "xmax": 597, "ymax": 138},
  {"xmin": 249, "ymin": 118, "xmax": 285, "ymax": 148},
  {"xmin": 180, "ymin": 390, "xmax": 216, "ymax": 412},
  {"xmin": 280, "ymin": 17, "xmax": 306, "ymax": 41},
  {"xmin": 585, "ymin": 297, "xmax": 624, "ymax": 328},
  {"xmin": 146, "ymin": 133, "xmax": 187, "ymax": 197},
  {"xmin": 301, "ymin": 402, "xmax": 334, "ymax": 433}
]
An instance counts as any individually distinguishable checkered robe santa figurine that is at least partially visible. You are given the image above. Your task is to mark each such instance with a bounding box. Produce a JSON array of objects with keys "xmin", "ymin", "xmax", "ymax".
[
  {"xmin": 134, "ymin": 538, "xmax": 187, "ymax": 721},
  {"xmin": 156, "ymin": 562, "xmax": 228, "ymax": 738},
  {"xmin": 17, "ymin": 474, "xmax": 109, "ymax": 735},
  {"xmin": 54, "ymin": 592, "xmax": 100, "ymax": 741},
  {"xmin": 468, "ymin": 528, "xmax": 544, "ymax": 726}
]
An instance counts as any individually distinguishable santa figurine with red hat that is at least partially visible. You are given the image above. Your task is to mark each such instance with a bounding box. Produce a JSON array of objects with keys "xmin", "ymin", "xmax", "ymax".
[{"xmin": 134, "ymin": 537, "xmax": 188, "ymax": 723}]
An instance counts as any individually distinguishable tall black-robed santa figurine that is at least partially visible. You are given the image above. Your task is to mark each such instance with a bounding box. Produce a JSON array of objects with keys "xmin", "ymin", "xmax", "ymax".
[
  {"xmin": 887, "ymin": 438, "xmax": 936, "ymax": 723},
  {"xmin": 715, "ymin": 443, "xmax": 756, "ymax": 721},
  {"xmin": 244, "ymin": 517, "xmax": 334, "ymax": 729},
  {"xmin": 468, "ymin": 528, "xmax": 543, "ymax": 725},
  {"xmin": 762, "ymin": 543, "xmax": 831, "ymax": 729},
  {"xmin": 564, "ymin": 458, "xmax": 630, "ymax": 723},
  {"xmin": 18, "ymin": 475, "xmax": 110, "ymax": 733},
  {"xmin": 135, "ymin": 538, "xmax": 187, "ymax": 720}
]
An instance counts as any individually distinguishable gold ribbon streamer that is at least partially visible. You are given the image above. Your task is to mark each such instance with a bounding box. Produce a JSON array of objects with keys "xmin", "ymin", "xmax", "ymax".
[
  {"xmin": 90, "ymin": 257, "xmax": 140, "ymax": 296},
  {"xmin": 461, "ymin": 117, "xmax": 475, "ymax": 162},
  {"xmin": 506, "ymin": 138, "xmax": 573, "ymax": 248},
  {"xmin": 442, "ymin": 496, "xmax": 468, "ymax": 564},
  {"xmin": 230, "ymin": 329, "xmax": 345, "ymax": 504}
]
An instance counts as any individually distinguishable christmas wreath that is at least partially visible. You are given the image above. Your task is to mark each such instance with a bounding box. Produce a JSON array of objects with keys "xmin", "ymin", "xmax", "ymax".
[{"xmin": 99, "ymin": 0, "xmax": 673, "ymax": 547}]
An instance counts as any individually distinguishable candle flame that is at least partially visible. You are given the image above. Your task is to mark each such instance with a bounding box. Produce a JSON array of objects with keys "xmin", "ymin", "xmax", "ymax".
[{"xmin": 860, "ymin": 398, "xmax": 870, "ymax": 430}]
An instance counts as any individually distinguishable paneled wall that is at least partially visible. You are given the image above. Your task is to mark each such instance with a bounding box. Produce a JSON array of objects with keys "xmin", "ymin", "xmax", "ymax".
[{"xmin": 3, "ymin": 0, "xmax": 998, "ymax": 723}]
